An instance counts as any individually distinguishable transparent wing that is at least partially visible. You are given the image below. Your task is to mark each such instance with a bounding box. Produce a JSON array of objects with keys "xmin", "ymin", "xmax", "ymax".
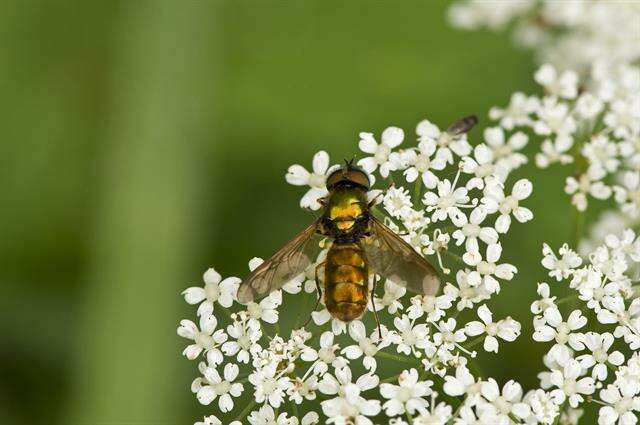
[
  {"xmin": 363, "ymin": 217, "xmax": 441, "ymax": 296},
  {"xmin": 446, "ymin": 115, "xmax": 478, "ymax": 136},
  {"xmin": 237, "ymin": 221, "xmax": 323, "ymax": 303}
]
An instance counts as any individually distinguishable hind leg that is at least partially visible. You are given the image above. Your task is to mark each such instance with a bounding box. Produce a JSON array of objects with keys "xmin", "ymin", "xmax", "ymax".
[
  {"xmin": 371, "ymin": 275, "xmax": 382, "ymax": 341},
  {"xmin": 303, "ymin": 262, "xmax": 325, "ymax": 328}
]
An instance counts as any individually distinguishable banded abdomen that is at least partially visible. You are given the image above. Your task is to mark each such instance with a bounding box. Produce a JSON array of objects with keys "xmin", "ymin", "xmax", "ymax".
[{"xmin": 323, "ymin": 242, "xmax": 368, "ymax": 322}]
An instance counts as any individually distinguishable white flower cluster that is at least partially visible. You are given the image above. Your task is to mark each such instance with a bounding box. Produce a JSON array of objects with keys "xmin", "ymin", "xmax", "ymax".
[
  {"xmin": 178, "ymin": 117, "xmax": 539, "ymax": 424},
  {"xmin": 531, "ymin": 235, "xmax": 640, "ymax": 424},
  {"xmin": 486, "ymin": 61, "xmax": 640, "ymax": 216},
  {"xmin": 448, "ymin": 0, "xmax": 640, "ymax": 72}
]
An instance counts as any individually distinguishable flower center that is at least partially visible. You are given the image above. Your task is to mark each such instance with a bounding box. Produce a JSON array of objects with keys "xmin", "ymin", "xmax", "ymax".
[
  {"xmin": 462, "ymin": 223, "xmax": 480, "ymax": 237},
  {"xmin": 204, "ymin": 283, "xmax": 220, "ymax": 301},
  {"xmin": 616, "ymin": 397, "xmax": 633, "ymax": 413},
  {"xmin": 247, "ymin": 302, "xmax": 263, "ymax": 318},
  {"xmin": 477, "ymin": 261, "xmax": 496, "ymax": 275},
  {"xmin": 476, "ymin": 163, "xmax": 494, "ymax": 177},
  {"xmin": 562, "ymin": 379, "xmax": 576, "ymax": 395},
  {"xmin": 494, "ymin": 396, "xmax": 512, "ymax": 414},
  {"xmin": 555, "ymin": 323, "xmax": 570, "ymax": 344},
  {"xmin": 397, "ymin": 387, "xmax": 413, "ymax": 403},
  {"xmin": 593, "ymin": 348, "xmax": 608, "ymax": 363},
  {"xmin": 499, "ymin": 195, "xmax": 519, "ymax": 214},
  {"xmin": 318, "ymin": 347, "xmax": 336, "ymax": 363},
  {"xmin": 485, "ymin": 322, "xmax": 498, "ymax": 336},
  {"xmin": 196, "ymin": 332, "xmax": 214, "ymax": 349},
  {"xmin": 375, "ymin": 144, "xmax": 391, "ymax": 163},
  {"xmin": 308, "ymin": 173, "xmax": 326, "ymax": 188},
  {"xmin": 238, "ymin": 335, "xmax": 251, "ymax": 350},
  {"xmin": 214, "ymin": 380, "xmax": 231, "ymax": 395},
  {"xmin": 415, "ymin": 154, "xmax": 431, "ymax": 172}
]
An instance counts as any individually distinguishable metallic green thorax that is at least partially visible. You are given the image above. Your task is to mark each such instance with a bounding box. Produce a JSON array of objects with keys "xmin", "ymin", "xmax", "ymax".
[{"xmin": 322, "ymin": 186, "xmax": 368, "ymax": 238}]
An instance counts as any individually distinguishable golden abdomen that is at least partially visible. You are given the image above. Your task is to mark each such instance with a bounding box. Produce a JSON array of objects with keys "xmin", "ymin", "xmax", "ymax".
[{"xmin": 324, "ymin": 242, "xmax": 368, "ymax": 322}]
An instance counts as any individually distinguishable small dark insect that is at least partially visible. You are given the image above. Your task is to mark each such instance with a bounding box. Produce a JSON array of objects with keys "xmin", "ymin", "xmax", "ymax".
[{"xmin": 237, "ymin": 116, "xmax": 478, "ymax": 337}]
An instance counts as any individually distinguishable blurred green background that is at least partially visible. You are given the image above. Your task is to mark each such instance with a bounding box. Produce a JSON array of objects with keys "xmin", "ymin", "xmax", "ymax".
[{"xmin": 1, "ymin": 1, "xmax": 587, "ymax": 424}]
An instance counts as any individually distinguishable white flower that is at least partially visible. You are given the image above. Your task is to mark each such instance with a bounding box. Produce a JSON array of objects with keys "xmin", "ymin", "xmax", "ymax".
[
  {"xmin": 482, "ymin": 178, "xmax": 533, "ymax": 233},
  {"xmin": 481, "ymin": 378, "xmax": 531, "ymax": 422},
  {"xmin": 371, "ymin": 279, "xmax": 406, "ymax": 315},
  {"xmin": 319, "ymin": 366, "xmax": 381, "ymax": 424},
  {"xmin": 383, "ymin": 186, "xmax": 414, "ymax": 219},
  {"xmin": 614, "ymin": 171, "xmax": 640, "ymax": 218},
  {"xmin": 565, "ymin": 166, "xmax": 612, "ymax": 212},
  {"xmin": 489, "ymin": 91, "xmax": 539, "ymax": 129},
  {"xmin": 483, "ymin": 126, "xmax": 528, "ymax": 173},
  {"xmin": 582, "ymin": 135, "xmax": 619, "ymax": 174},
  {"xmin": 178, "ymin": 315, "xmax": 227, "ymax": 360},
  {"xmin": 402, "ymin": 139, "xmax": 447, "ymax": 188},
  {"xmin": 536, "ymin": 135, "xmax": 574, "ymax": 168},
  {"xmin": 416, "ymin": 119, "xmax": 472, "ymax": 164},
  {"xmin": 433, "ymin": 318, "xmax": 467, "ymax": 351},
  {"xmin": 525, "ymin": 389, "xmax": 559, "ymax": 424},
  {"xmin": 313, "ymin": 331, "xmax": 348, "ymax": 375},
  {"xmin": 413, "ymin": 402, "xmax": 452, "ymax": 425},
  {"xmin": 358, "ymin": 126, "xmax": 404, "ymax": 178},
  {"xmin": 451, "ymin": 206, "xmax": 498, "ymax": 252},
  {"xmin": 533, "ymin": 307, "xmax": 586, "ymax": 361},
  {"xmin": 182, "ymin": 268, "xmax": 239, "ymax": 317},
  {"xmin": 461, "ymin": 143, "xmax": 501, "ymax": 190},
  {"xmin": 550, "ymin": 359, "xmax": 596, "ymax": 408},
  {"xmin": 577, "ymin": 332, "xmax": 624, "ymax": 381},
  {"xmin": 463, "ymin": 243, "xmax": 517, "ymax": 294},
  {"xmin": 598, "ymin": 384, "xmax": 640, "ymax": 425},
  {"xmin": 222, "ymin": 318, "xmax": 261, "ymax": 364},
  {"xmin": 533, "ymin": 97, "xmax": 576, "ymax": 136},
  {"xmin": 443, "ymin": 364, "xmax": 482, "ymax": 402},
  {"xmin": 247, "ymin": 405, "xmax": 297, "ymax": 425},
  {"xmin": 464, "ymin": 304, "xmax": 521, "ymax": 353},
  {"xmin": 534, "ymin": 64, "xmax": 578, "ymax": 99},
  {"xmin": 380, "ymin": 368, "xmax": 433, "ymax": 416},
  {"xmin": 541, "ymin": 243, "xmax": 582, "ymax": 281},
  {"xmin": 286, "ymin": 150, "xmax": 331, "ymax": 210},
  {"xmin": 196, "ymin": 363, "xmax": 244, "ymax": 412},
  {"xmin": 194, "ymin": 415, "xmax": 222, "ymax": 425},
  {"xmin": 390, "ymin": 315, "xmax": 430, "ymax": 356},
  {"xmin": 248, "ymin": 362, "xmax": 291, "ymax": 408},
  {"xmin": 341, "ymin": 320, "xmax": 388, "ymax": 372},
  {"xmin": 423, "ymin": 177, "xmax": 469, "ymax": 225},
  {"xmin": 531, "ymin": 282, "xmax": 558, "ymax": 315}
]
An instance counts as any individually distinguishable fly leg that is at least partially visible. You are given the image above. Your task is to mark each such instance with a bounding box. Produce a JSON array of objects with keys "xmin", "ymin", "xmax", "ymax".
[
  {"xmin": 371, "ymin": 275, "xmax": 382, "ymax": 341},
  {"xmin": 303, "ymin": 262, "xmax": 325, "ymax": 328}
]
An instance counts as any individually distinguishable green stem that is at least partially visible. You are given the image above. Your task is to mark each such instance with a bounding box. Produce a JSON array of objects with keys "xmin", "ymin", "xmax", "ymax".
[
  {"xmin": 413, "ymin": 178, "xmax": 423, "ymax": 204},
  {"xmin": 556, "ymin": 293, "xmax": 578, "ymax": 304},
  {"xmin": 233, "ymin": 400, "xmax": 257, "ymax": 421},
  {"xmin": 377, "ymin": 351, "xmax": 421, "ymax": 366}
]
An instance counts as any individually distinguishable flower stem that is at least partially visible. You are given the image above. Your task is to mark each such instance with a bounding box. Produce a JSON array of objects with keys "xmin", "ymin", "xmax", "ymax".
[
  {"xmin": 377, "ymin": 350, "xmax": 420, "ymax": 366},
  {"xmin": 414, "ymin": 178, "xmax": 422, "ymax": 204},
  {"xmin": 233, "ymin": 399, "xmax": 257, "ymax": 421}
]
